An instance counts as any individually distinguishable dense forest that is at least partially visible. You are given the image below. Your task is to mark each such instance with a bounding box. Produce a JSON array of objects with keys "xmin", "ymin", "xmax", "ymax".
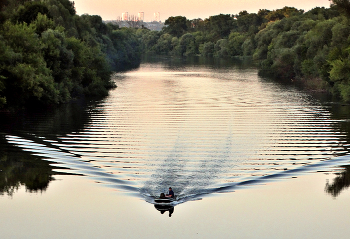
[
  {"xmin": 0, "ymin": 0, "xmax": 142, "ymax": 109},
  {"xmin": 2, "ymin": 1, "xmax": 350, "ymax": 109},
  {"xmin": 136, "ymin": 0, "xmax": 350, "ymax": 102}
]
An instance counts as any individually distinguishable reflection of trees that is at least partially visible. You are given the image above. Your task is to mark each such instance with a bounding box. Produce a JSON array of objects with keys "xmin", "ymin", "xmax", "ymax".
[
  {"xmin": 141, "ymin": 54, "xmax": 255, "ymax": 70},
  {"xmin": 0, "ymin": 99, "xmax": 93, "ymax": 137},
  {"xmin": 0, "ymin": 99, "xmax": 97, "ymax": 196},
  {"xmin": 325, "ymin": 165, "xmax": 350, "ymax": 197},
  {"xmin": 329, "ymin": 104, "xmax": 350, "ymax": 139},
  {"xmin": 325, "ymin": 103, "xmax": 350, "ymax": 198},
  {"xmin": 0, "ymin": 140, "xmax": 56, "ymax": 196}
]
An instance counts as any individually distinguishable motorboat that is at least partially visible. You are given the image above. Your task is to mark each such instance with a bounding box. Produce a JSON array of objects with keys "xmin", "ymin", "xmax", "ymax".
[{"xmin": 154, "ymin": 197, "xmax": 175, "ymax": 204}]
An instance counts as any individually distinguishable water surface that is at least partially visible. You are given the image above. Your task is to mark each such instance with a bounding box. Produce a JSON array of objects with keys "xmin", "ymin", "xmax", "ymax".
[{"xmin": 1, "ymin": 57, "xmax": 350, "ymax": 238}]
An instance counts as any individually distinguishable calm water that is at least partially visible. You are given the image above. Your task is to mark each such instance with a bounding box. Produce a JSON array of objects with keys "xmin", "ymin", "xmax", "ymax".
[{"xmin": 1, "ymin": 57, "xmax": 350, "ymax": 238}]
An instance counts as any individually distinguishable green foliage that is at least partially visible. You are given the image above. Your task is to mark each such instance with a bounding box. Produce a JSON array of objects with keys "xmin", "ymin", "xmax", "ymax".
[
  {"xmin": 135, "ymin": 4, "xmax": 350, "ymax": 102},
  {"xmin": 138, "ymin": 29, "xmax": 160, "ymax": 53},
  {"xmin": 199, "ymin": 42, "xmax": 214, "ymax": 57},
  {"xmin": 32, "ymin": 12, "xmax": 55, "ymax": 34},
  {"xmin": 268, "ymin": 48, "xmax": 297, "ymax": 79},
  {"xmin": 304, "ymin": 19, "xmax": 336, "ymax": 58},
  {"xmin": 329, "ymin": 58, "xmax": 350, "ymax": 82},
  {"xmin": 301, "ymin": 59, "xmax": 318, "ymax": 77},
  {"xmin": 164, "ymin": 16, "xmax": 188, "ymax": 37},
  {"xmin": 108, "ymin": 27, "xmax": 142, "ymax": 70},
  {"xmin": 328, "ymin": 45, "xmax": 350, "ymax": 101},
  {"xmin": 13, "ymin": 1, "xmax": 52, "ymax": 24},
  {"xmin": 214, "ymin": 39, "xmax": 228, "ymax": 58},
  {"xmin": 65, "ymin": 36, "xmax": 110, "ymax": 95},
  {"xmin": 4, "ymin": 1, "xmax": 350, "ymax": 106},
  {"xmin": 253, "ymin": 22, "xmax": 278, "ymax": 60},
  {"xmin": 155, "ymin": 33, "xmax": 173, "ymax": 54},
  {"xmin": 305, "ymin": 7, "xmax": 340, "ymax": 20},
  {"xmin": 0, "ymin": 0, "xmax": 141, "ymax": 109},
  {"xmin": 0, "ymin": 20, "xmax": 58, "ymax": 106},
  {"xmin": 265, "ymin": 7, "xmax": 304, "ymax": 21},
  {"xmin": 236, "ymin": 12, "xmax": 263, "ymax": 34},
  {"xmin": 332, "ymin": 0, "xmax": 350, "ymax": 17},
  {"xmin": 179, "ymin": 33, "xmax": 196, "ymax": 56},
  {"xmin": 242, "ymin": 37, "xmax": 255, "ymax": 56},
  {"xmin": 227, "ymin": 32, "xmax": 247, "ymax": 56},
  {"xmin": 273, "ymin": 30, "xmax": 300, "ymax": 49},
  {"xmin": 208, "ymin": 14, "xmax": 234, "ymax": 39},
  {"xmin": 331, "ymin": 20, "xmax": 350, "ymax": 47}
]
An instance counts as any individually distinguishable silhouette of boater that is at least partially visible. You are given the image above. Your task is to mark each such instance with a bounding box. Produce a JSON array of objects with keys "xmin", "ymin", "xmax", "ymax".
[
  {"xmin": 159, "ymin": 193, "xmax": 166, "ymax": 199},
  {"xmin": 165, "ymin": 187, "xmax": 174, "ymax": 198}
]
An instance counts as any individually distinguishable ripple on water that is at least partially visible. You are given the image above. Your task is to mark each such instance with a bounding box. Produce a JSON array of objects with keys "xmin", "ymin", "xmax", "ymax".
[{"xmin": 4, "ymin": 64, "xmax": 350, "ymax": 203}]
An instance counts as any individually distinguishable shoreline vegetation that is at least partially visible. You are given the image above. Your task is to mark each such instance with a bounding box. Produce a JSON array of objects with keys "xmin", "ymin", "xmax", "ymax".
[
  {"xmin": 134, "ymin": 0, "xmax": 350, "ymax": 102},
  {"xmin": 1, "ymin": 1, "xmax": 350, "ymax": 110},
  {"xmin": 0, "ymin": 0, "xmax": 142, "ymax": 110}
]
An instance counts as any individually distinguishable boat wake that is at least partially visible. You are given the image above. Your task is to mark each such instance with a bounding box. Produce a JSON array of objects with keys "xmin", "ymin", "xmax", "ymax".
[{"xmin": 6, "ymin": 134, "xmax": 350, "ymax": 207}]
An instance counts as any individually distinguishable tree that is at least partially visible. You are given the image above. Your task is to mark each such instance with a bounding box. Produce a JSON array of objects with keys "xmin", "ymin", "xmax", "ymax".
[
  {"xmin": 265, "ymin": 7, "xmax": 303, "ymax": 22},
  {"xmin": 208, "ymin": 14, "xmax": 234, "ymax": 39},
  {"xmin": 214, "ymin": 39, "xmax": 228, "ymax": 57},
  {"xmin": 164, "ymin": 16, "xmax": 188, "ymax": 37},
  {"xmin": 14, "ymin": 1, "xmax": 52, "ymax": 24},
  {"xmin": 199, "ymin": 42, "xmax": 214, "ymax": 57},
  {"xmin": 179, "ymin": 33, "xmax": 196, "ymax": 56},
  {"xmin": 332, "ymin": 0, "xmax": 350, "ymax": 17},
  {"xmin": 190, "ymin": 18, "xmax": 206, "ymax": 31},
  {"xmin": 155, "ymin": 33, "xmax": 173, "ymax": 54},
  {"xmin": 228, "ymin": 32, "xmax": 247, "ymax": 56},
  {"xmin": 236, "ymin": 12, "xmax": 263, "ymax": 33}
]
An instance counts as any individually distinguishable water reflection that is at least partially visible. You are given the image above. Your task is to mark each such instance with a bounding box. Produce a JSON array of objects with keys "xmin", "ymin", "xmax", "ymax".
[
  {"xmin": 2, "ymin": 58, "xmax": 350, "ymax": 204},
  {"xmin": 141, "ymin": 54, "xmax": 256, "ymax": 70},
  {"xmin": 325, "ymin": 165, "xmax": 350, "ymax": 197},
  {"xmin": 0, "ymin": 99, "xmax": 97, "ymax": 195},
  {"xmin": 0, "ymin": 98, "xmax": 93, "ymax": 136},
  {"xmin": 329, "ymin": 104, "xmax": 350, "ymax": 144},
  {"xmin": 154, "ymin": 205, "xmax": 175, "ymax": 217},
  {"xmin": 0, "ymin": 136, "xmax": 55, "ymax": 196}
]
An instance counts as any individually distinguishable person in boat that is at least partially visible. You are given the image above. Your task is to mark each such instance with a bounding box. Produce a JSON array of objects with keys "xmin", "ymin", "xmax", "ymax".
[
  {"xmin": 159, "ymin": 193, "xmax": 166, "ymax": 199},
  {"xmin": 165, "ymin": 187, "xmax": 174, "ymax": 198}
]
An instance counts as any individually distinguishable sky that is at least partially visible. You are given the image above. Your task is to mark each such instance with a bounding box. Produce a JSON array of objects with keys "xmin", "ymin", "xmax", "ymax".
[{"xmin": 73, "ymin": 0, "xmax": 332, "ymax": 22}]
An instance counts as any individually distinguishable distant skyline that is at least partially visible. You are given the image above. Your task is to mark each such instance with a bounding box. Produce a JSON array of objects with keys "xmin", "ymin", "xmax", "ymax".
[{"xmin": 73, "ymin": 0, "xmax": 332, "ymax": 21}]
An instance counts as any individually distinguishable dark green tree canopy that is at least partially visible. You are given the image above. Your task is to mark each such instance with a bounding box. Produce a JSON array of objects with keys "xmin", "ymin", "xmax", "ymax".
[
  {"xmin": 14, "ymin": 1, "xmax": 52, "ymax": 24},
  {"xmin": 332, "ymin": 0, "xmax": 350, "ymax": 17},
  {"xmin": 208, "ymin": 14, "xmax": 234, "ymax": 38},
  {"xmin": 164, "ymin": 16, "xmax": 188, "ymax": 37},
  {"xmin": 58, "ymin": 0, "xmax": 76, "ymax": 15},
  {"xmin": 0, "ymin": 0, "xmax": 141, "ymax": 109},
  {"xmin": 265, "ymin": 6, "xmax": 303, "ymax": 21}
]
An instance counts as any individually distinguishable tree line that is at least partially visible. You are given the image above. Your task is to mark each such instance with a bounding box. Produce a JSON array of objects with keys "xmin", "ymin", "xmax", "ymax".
[
  {"xmin": 0, "ymin": 0, "xmax": 142, "ymax": 109},
  {"xmin": 136, "ymin": 1, "xmax": 350, "ymax": 102},
  {"xmin": 2, "ymin": 1, "xmax": 350, "ymax": 109}
]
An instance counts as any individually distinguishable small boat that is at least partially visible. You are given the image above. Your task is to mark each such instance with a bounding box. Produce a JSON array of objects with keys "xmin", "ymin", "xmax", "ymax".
[{"xmin": 154, "ymin": 197, "xmax": 175, "ymax": 204}]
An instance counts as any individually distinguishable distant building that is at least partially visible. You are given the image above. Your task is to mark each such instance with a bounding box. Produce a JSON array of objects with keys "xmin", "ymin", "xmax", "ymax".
[
  {"xmin": 138, "ymin": 12, "xmax": 144, "ymax": 21},
  {"xmin": 154, "ymin": 12, "xmax": 160, "ymax": 22},
  {"xmin": 122, "ymin": 12, "xmax": 128, "ymax": 21},
  {"xmin": 111, "ymin": 11, "xmax": 163, "ymax": 30}
]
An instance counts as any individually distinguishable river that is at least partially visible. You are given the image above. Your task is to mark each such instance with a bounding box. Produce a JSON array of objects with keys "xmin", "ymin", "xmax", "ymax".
[{"xmin": 1, "ymin": 56, "xmax": 350, "ymax": 238}]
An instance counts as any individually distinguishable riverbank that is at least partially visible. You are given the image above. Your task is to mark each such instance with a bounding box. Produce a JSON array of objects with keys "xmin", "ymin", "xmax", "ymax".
[{"xmin": 0, "ymin": 0, "xmax": 142, "ymax": 110}]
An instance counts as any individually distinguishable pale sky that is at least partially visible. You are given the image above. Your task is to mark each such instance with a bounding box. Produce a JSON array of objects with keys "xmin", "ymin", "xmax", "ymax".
[{"xmin": 73, "ymin": 0, "xmax": 331, "ymax": 22}]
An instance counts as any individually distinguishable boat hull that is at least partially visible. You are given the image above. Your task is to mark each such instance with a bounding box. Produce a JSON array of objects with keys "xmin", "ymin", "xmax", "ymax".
[{"xmin": 154, "ymin": 198, "xmax": 175, "ymax": 204}]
